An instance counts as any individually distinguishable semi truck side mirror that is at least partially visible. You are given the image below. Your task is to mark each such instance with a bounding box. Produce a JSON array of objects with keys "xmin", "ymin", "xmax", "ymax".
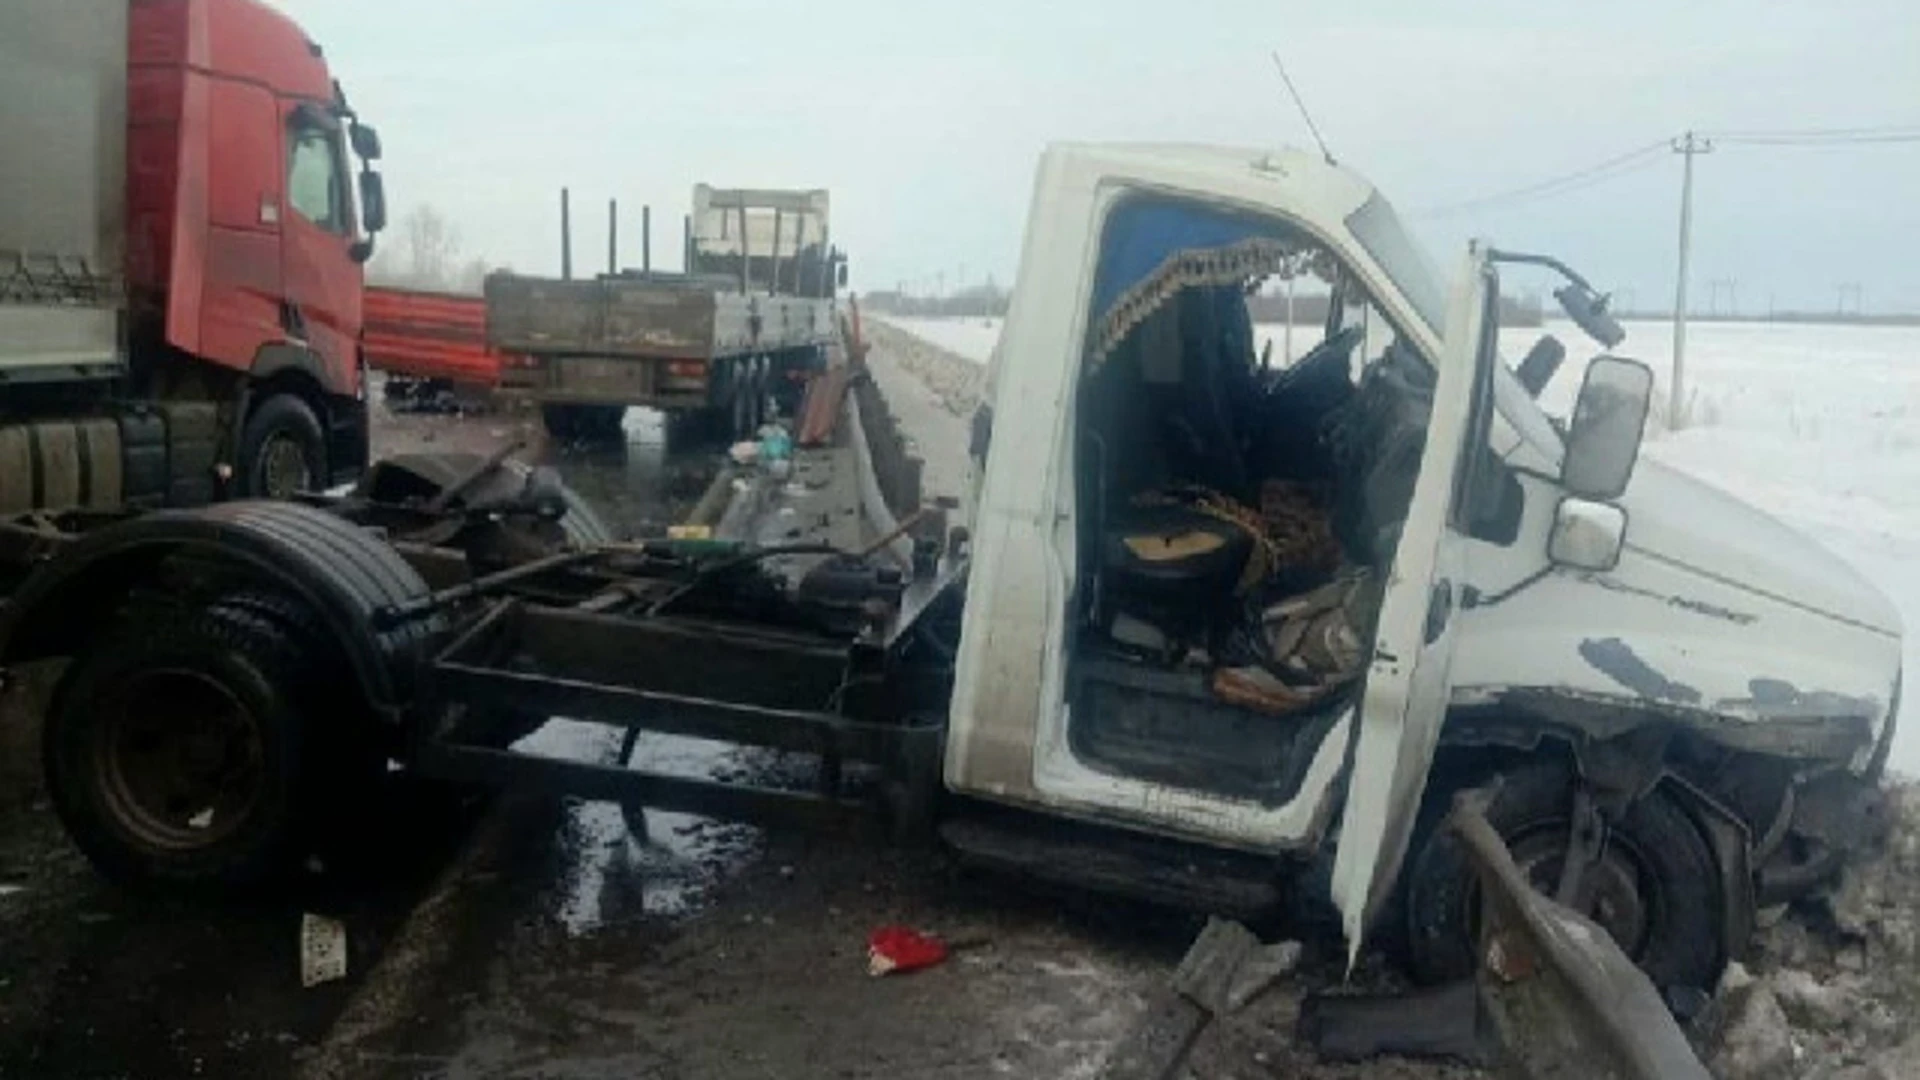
[
  {"xmin": 1561, "ymin": 355, "xmax": 1652, "ymax": 501},
  {"xmin": 359, "ymin": 171, "xmax": 388, "ymax": 233},
  {"xmin": 349, "ymin": 122, "xmax": 383, "ymax": 162}
]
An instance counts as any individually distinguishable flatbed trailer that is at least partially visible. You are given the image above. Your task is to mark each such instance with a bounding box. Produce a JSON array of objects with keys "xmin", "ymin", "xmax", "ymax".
[{"xmin": 488, "ymin": 187, "xmax": 846, "ymax": 441}]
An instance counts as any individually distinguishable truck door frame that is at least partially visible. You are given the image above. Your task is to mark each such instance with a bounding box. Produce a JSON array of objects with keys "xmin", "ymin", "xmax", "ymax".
[{"xmin": 1327, "ymin": 247, "xmax": 1495, "ymax": 961}]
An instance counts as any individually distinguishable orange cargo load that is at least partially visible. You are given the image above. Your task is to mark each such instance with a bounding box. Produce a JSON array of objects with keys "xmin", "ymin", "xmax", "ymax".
[{"xmin": 363, "ymin": 286, "xmax": 510, "ymax": 388}]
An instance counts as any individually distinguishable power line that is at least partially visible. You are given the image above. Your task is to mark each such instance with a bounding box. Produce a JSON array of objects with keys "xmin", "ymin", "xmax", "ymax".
[
  {"xmin": 1707, "ymin": 123, "xmax": 1920, "ymax": 144},
  {"xmin": 1412, "ymin": 139, "xmax": 1670, "ymax": 219},
  {"xmin": 1414, "ymin": 124, "xmax": 1920, "ymax": 220},
  {"xmin": 1716, "ymin": 131, "xmax": 1920, "ymax": 146}
]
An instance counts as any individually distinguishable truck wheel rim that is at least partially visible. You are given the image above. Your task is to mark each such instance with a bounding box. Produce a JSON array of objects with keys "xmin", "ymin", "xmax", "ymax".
[
  {"xmin": 259, "ymin": 434, "xmax": 312, "ymax": 498},
  {"xmin": 94, "ymin": 669, "xmax": 266, "ymax": 851},
  {"xmin": 1499, "ymin": 824, "xmax": 1654, "ymax": 957}
]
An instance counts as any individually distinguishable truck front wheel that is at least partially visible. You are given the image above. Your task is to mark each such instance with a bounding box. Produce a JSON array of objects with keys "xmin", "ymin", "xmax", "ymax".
[
  {"xmin": 238, "ymin": 394, "xmax": 328, "ymax": 499},
  {"xmin": 1402, "ymin": 760, "xmax": 1724, "ymax": 995},
  {"xmin": 43, "ymin": 602, "xmax": 327, "ymax": 890}
]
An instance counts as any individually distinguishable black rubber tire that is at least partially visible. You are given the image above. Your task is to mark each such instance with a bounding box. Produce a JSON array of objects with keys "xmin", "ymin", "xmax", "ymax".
[
  {"xmin": 729, "ymin": 369, "xmax": 754, "ymax": 442},
  {"xmin": 541, "ymin": 404, "xmax": 578, "ymax": 441},
  {"xmin": 237, "ymin": 394, "xmax": 327, "ymax": 500},
  {"xmin": 43, "ymin": 602, "xmax": 329, "ymax": 890},
  {"xmin": 591, "ymin": 405, "xmax": 627, "ymax": 439},
  {"xmin": 1403, "ymin": 759, "xmax": 1724, "ymax": 994},
  {"xmin": 744, "ymin": 362, "xmax": 767, "ymax": 434}
]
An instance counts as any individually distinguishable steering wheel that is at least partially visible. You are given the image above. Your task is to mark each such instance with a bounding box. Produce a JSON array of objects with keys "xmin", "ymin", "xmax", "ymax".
[{"xmin": 1286, "ymin": 324, "xmax": 1364, "ymax": 383}]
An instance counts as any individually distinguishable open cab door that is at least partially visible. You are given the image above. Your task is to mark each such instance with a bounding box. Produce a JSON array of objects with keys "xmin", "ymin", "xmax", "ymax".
[{"xmin": 1328, "ymin": 247, "xmax": 1492, "ymax": 962}]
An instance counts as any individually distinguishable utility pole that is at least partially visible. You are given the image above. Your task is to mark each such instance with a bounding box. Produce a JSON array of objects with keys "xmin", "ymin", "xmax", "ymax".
[{"xmin": 1669, "ymin": 132, "xmax": 1712, "ymax": 427}]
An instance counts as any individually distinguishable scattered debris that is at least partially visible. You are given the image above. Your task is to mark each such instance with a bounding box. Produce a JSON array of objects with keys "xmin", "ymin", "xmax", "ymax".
[
  {"xmin": 1707, "ymin": 781, "xmax": 1920, "ymax": 1079},
  {"xmin": 867, "ymin": 926, "xmax": 949, "ymax": 977},
  {"xmin": 1299, "ymin": 980, "xmax": 1491, "ymax": 1066},
  {"xmin": 1709, "ymin": 965, "xmax": 1796, "ymax": 1080},
  {"xmin": 796, "ymin": 366, "xmax": 853, "ymax": 447},
  {"xmin": 301, "ymin": 914, "xmax": 349, "ymax": 988},
  {"xmin": 758, "ymin": 427, "xmax": 792, "ymax": 462},
  {"xmin": 1099, "ymin": 918, "xmax": 1302, "ymax": 1080}
]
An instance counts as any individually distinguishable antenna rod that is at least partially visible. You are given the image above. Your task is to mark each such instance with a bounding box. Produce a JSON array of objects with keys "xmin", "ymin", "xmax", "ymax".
[{"xmin": 1270, "ymin": 51, "xmax": 1335, "ymax": 165}]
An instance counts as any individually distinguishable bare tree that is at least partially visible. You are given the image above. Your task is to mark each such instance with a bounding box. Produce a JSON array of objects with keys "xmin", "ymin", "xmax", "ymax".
[
  {"xmin": 453, "ymin": 256, "xmax": 493, "ymax": 296},
  {"xmin": 367, "ymin": 204, "xmax": 479, "ymax": 292},
  {"xmin": 403, "ymin": 205, "xmax": 461, "ymax": 289}
]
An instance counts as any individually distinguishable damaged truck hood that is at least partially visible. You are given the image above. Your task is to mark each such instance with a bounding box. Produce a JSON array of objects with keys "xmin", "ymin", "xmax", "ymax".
[
  {"xmin": 1452, "ymin": 454, "xmax": 1900, "ymax": 759},
  {"xmin": 1623, "ymin": 459, "xmax": 1900, "ymax": 636}
]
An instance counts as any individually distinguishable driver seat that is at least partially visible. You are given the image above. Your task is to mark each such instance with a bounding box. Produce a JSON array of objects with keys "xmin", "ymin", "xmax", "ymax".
[{"xmin": 1097, "ymin": 502, "xmax": 1254, "ymax": 651}]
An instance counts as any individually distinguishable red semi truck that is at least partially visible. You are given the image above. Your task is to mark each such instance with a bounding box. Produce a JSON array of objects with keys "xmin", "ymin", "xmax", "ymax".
[{"xmin": 0, "ymin": 0, "xmax": 387, "ymax": 509}]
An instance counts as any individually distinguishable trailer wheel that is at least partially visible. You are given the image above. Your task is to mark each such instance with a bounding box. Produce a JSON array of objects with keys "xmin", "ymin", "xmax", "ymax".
[
  {"xmin": 1403, "ymin": 760, "xmax": 1724, "ymax": 995},
  {"xmin": 542, "ymin": 405, "xmax": 623, "ymax": 442},
  {"xmin": 541, "ymin": 405, "xmax": 579, "ymax": 441},
  {"xmin": 43, "ymin": 601, "xmax": 329, "ymax": 890},
  {"xmin": 585, "ymin": 405, "xmax": 626, "ymax": 439},
  {"xmin": 748, "ymin": 362, "xmax": 771, "ymax": 432},
  {"xmin": 730, "ymin": 370, "xmax": 755, "ymax": 442},
  {"xmin": 238, "ymin": 394, "xmax": 328, "ymax": 500}
]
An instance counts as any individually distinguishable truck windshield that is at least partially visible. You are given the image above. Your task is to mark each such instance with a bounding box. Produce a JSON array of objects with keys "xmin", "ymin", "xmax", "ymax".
[{"xmin": 1345, "ymin": 193, "xmax": 1447, "ymax": 336}]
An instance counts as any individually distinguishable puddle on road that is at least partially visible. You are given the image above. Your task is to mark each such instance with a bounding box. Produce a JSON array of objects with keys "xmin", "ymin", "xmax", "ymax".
[
  {"xmin": 513, "ymin": 719, "xmax": 763, "ymax": 937},
  {"xmin": 475, "ymin": 407, "xmax": 755, "ymax": 936},
  {"xmin": 539, "ymin": 410, "xmax": 716, "ymax": 538}
]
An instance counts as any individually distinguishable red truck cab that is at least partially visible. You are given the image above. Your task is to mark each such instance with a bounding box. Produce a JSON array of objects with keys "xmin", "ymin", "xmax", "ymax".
[{"xmin": 127, "ymin": 0, "xmax": 387, "ymax": 495}]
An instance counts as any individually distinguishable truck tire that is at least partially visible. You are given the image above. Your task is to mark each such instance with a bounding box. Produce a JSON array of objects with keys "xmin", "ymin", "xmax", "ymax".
[
  {"xmin": 1402, "ymin": 759, "xmax": 1724, "ymax": 996},
  {"xmin": 541, "ymin": 404, "xmax": 578, "ymax": 441},
  {"xmin": 238, "ymin": 394, "xmax": 328, "ymax": 500},
  {"xmin": 729, "ymin": 366, "xmax": 756, "ymax": 442},
  {"xmin": 43, "ymin": 600, "xmax": 332, "ymax": 890},
  {"xmin": 543, "ymin": 404, "xmax": 622, "ymax": 442},
  {"xmin": 585, "ymin": 405, "xmax": 625, "ymax": 439},
  {"xmin": 747, "ymin": 362, "xmax": 770, "ymax": 433}
]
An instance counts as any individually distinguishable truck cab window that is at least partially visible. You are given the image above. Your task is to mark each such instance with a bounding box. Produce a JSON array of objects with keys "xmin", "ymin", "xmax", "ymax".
[{"xmin": 287, "ymin": 125, "xmax": 345, "ymax": 233}]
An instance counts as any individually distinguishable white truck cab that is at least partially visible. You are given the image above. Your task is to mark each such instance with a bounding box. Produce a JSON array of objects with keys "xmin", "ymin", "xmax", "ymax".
[{"xmin": 944, "ymin": 143, "xmax": 1901, "ymax": 991}]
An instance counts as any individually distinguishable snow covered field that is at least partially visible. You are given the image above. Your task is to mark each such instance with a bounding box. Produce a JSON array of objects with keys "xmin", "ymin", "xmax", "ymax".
[{"xmin": 877, "ymin": 313, "xmax": 1920, "ymax": 775}]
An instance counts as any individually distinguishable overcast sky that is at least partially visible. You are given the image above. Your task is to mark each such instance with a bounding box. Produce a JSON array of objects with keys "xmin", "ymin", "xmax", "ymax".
[{"xmin": 280, "ymin": 0, "xmax": 1920, "ymax": 313}]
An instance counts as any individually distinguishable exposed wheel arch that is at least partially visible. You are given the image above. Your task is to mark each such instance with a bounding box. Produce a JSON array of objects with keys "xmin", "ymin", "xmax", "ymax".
[{"xmin": 1408, "ymin": 711, "xmax": 1759, "ymax": 991}]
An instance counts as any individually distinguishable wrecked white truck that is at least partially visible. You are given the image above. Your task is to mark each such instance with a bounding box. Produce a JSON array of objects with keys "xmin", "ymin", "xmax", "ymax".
[{"xmin": 0, "ymin": 143, "xmax": 1898, "ymax": 1003}]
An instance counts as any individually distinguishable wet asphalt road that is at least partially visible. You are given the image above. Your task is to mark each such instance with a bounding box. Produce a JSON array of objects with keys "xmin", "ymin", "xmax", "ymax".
[
  {"xmin": 0, "ymin": 399, "xmax": 724, "ymax": 1080},
  {"xmin": 0, "ymin": 388, "xmax": 1247, "ymax": 1080}
]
